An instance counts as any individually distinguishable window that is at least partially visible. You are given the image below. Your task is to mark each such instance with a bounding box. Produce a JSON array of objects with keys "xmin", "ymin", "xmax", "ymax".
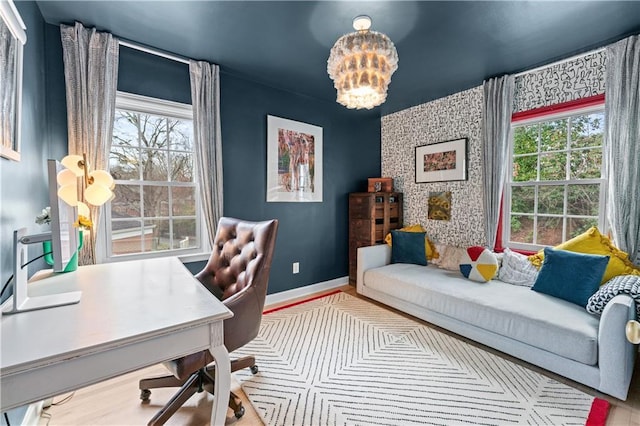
[
  {"xmin": 504, "ymin": 105, "xmax": 605, "ymax": 251},
  {"xmin": 103, "ymin": 92, "xmax": 206, "ymax": 260}
]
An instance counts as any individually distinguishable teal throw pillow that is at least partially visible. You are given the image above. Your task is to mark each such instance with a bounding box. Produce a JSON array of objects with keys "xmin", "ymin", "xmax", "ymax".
[
  {"xmin": 531, "ymin": 247, "xmax": 609, "ymax": 307},
  {"xmin": 390, "ymin": 230, "xmax": 427, "ymax": 266}
]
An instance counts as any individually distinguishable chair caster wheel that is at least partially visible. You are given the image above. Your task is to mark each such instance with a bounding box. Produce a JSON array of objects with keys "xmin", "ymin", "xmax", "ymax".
[
  {"xmin": 250, "ymin": 365, "xmax": 259, "ymax": 374},
  {"xmin": 140, "ymin": 389, "xmax": 151, "ymax": 402},
  {"xmin": 234, "ymin": 406, "xmax": 245, "ymax": 418}
]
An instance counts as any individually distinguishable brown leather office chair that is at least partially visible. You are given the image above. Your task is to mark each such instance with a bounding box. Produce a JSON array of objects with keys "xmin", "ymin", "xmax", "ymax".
[{"xmin": 139, "ymin": 217, "xmax": 278, "ymax": 425}]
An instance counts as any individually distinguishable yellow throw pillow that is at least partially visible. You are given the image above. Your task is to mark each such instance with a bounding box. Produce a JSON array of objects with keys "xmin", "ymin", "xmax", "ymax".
[
  {"xmin": 385, "ymin": 224, "xmax": 439, "ymax": 261},
  {"xmin": 528, "ymin": 227, "xmax": 640, "ymax": 284}
]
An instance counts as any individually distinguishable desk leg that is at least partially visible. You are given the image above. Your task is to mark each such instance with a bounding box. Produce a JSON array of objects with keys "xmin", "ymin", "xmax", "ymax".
[{"xmin": 209, "ymin": 324, "xmax": 230, "ymax": 426}]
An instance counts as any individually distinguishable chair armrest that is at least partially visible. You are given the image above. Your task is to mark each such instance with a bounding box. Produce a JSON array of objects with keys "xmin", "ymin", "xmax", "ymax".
[
  {"xmin": 357, "ymin": 245, "xmax": 391, "ymax": 292},
  {"xmin": 598, "ymin": 294, "xmax": 638, "ymax": 400}
]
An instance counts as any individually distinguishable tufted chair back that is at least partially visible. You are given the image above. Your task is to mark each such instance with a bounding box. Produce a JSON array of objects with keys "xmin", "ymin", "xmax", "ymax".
[
  {"xmin": 162, "ymin": 217, "xmax": 278, "ymax": 382},
  {"xmin": 195, "ymin": 217, "xmax": 278, "ymax": 353}
]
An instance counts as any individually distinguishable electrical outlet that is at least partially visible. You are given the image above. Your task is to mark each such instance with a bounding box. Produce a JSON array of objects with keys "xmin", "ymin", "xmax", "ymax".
[{"xmin": 293, "ymin": 262, "xmax": 299, "ymax": 274}]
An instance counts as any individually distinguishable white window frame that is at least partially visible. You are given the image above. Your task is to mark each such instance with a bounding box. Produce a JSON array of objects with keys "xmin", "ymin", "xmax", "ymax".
[
  {"xmin": 503, "ymin": 103, "xmax": 607, "ymax": 252},
  {"xmin": 97, "ymin": 91, "xmax": 210, "ymax": 263}
]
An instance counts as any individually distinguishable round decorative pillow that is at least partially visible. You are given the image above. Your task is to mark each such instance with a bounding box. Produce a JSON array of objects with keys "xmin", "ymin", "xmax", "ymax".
[{"xmin": 459, "ymin": 246, "xmax": 499, "ymax": 282}]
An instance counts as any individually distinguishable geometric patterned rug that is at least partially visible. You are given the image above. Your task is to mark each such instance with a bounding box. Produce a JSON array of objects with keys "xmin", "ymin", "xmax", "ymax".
[{"xmin": 234, "ymin": 291, "xmax": 607, "ymax": 426}]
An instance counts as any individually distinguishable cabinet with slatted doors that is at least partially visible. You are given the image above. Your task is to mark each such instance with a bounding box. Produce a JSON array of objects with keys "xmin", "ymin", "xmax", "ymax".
[{"xmin": 348, "ymin": 192, "xmax": 403, "ymax": 285}]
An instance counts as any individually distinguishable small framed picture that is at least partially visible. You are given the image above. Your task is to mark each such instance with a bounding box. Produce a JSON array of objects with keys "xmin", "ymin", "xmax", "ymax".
[{"xmin": 415, "ymin": 138, "xmax": 467, "ymax": 183}]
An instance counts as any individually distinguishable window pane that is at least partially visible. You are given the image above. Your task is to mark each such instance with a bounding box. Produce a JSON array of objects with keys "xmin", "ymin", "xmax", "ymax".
[
  {"xmin": 537, "ymin": 216, "xmax": 563, "ymax": 246},
  {"xmin": 510, "ymin": 215, "xmax": 533, "ymax": 244},
  {"xmin": 538, "ymin": 185, "xmax": 564, "ymax": 215},
  {"xmin": 111, "ymin": 219, "xmax": 142, "ymax": 255},
  {"xmin": 170, "ymin": 120, "xmax": 193, "ymax": 151},
  {"xmin": 113, "ymin": 111, "xmax": 139, "ymax": 147},
  {"xmin": 511, "ymin": 186, "xmax": 535, "ymax": 213},
  {"xmin": 111, "ymin": 184, "xmax": 141, "ymax": 217},
  {"xmin": 570, "ymin": 148, "xmax": 602, "ymax": 179},
  {"xmin": 539, "ymin": 152, "xmax": 566, "ymax": 181},
  {"xmin": 143, "ymin": 185, "xmax": 169, "ymax": 217},
  {"xmin": 513, "ymin": 124, "xmax": 538, "ymax": 155},
  {"xmin": 540, "ymin": 119, "xmax": 567, "ymax": 152},
  {"xmin": 571, "ymin": 112, "xmax": 604, "ymax": 149},
  {"xmin": 172, "ymin": 186, "xmax": 196, "ymax": 216},
  {"xmin": 170, "ymin": 152, "xmax": 193, "ymax": 182},
  {"xmin": 567, "ymin": 184, "xmax": 600, "ymax": 216},
  {"xmin": 512, "ymin": 155, "xmax": 537, "ymax": 182},
  {"xmin": 110, "ymin": 146, "xmax": 140, "ymax": 180},
  {"xmin": 145, "ymin": 219, "xmax": 171, "ymax": 252},
  {"xmin": 141, "ymin": 149, "xmax": 168, "ymax": 181},
  {"xmin": 140, "ymin": 115, "xmax": 168, "ymax": 150},
  {"xmin": 173, "ymin": 219, "xmax": 197, "ymax": 249},
  {"xmin": 568, "ymin": 217, "xmax": 598, "ymax": 239}
]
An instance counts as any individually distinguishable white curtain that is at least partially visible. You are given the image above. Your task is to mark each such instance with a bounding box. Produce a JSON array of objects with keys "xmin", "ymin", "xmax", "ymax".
[
  {"xmin": 60, "ymin": 22, "xmax": 119, "ymax": 265},
  {"xmin": 189, "ymin": 60, "xmax": 223, "ymax": 245},
  {"xmin": 482, "ymin": 75, "xmax": 515, "ymax": 249},
  {"xmin": 605, "ymin": 35, "xmax": 640, "ymax": 265}
]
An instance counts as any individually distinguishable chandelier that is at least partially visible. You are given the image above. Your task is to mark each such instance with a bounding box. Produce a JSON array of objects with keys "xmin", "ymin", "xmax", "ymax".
[{"xmin": 327, "ymin": 15, "xmax": 398, "ymax": 110}]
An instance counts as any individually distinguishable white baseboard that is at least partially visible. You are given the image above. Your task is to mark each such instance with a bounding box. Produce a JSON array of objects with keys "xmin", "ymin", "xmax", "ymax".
[{"xmin": 265, "ymin": 276, "xmax": 348, "ymax": 307}]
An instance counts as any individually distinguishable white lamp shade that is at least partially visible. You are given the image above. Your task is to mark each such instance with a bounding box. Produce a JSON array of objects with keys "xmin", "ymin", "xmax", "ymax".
[
  {"xmin": 626, "ymin": 320, "xmax": 640, "ymax": 344},
  {"xmin": 56, "ymin": 169, "xmax": 77, "ymax": 186},
  {"xmin": 61, "ymin": 155, "xmax": 85, "ymax": 177},
  {"xmin": 58, "ymin": 183, "xmax": 78, "ymax": 206},
  {"xmin": 85, "ymin": 183, "xmax": 113, "ymax": 206},
  {"xmin": 77, "ymin": 201, "xmax": 90, "ymax": 218},
  {"xmin": 90, "ymin": 170, "xmax": 115, "ymax": 190}
]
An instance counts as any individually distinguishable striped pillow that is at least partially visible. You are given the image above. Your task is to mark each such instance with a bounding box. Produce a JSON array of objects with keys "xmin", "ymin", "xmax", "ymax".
[{"xmin": 586, "ymin": 275, "xmax": 640, "ymax": 317}]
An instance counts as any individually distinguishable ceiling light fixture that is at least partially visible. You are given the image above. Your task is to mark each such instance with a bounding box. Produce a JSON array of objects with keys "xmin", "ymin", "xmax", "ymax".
[{"xmin": 327, "ymin": 15, "xmax": 398, "ymax": 110}]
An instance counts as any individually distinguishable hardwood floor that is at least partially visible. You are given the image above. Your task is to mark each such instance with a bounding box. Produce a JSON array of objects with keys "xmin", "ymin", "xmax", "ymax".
[{"xmin": 40, "ymin": 285, "xmax": 640, "ymax": 425}]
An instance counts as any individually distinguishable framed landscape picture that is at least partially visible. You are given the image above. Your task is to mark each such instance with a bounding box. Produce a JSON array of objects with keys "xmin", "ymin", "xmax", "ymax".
[
  {"xmin": 266, "ymin": 115, "xmax": 323, "ymax": 202},
  {"xmin": 415, "ymin": 138, "xmax": 467, "ymax": 183}
]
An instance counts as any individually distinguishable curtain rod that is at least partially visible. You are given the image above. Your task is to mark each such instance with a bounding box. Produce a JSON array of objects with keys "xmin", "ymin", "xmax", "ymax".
[
  {"xmin": 118, "ymin": 39, "xmax": 190, "ymax": 65},
  {"xmin": 514, "ymin": 47, "xmax": 606, "ymax": 78}
]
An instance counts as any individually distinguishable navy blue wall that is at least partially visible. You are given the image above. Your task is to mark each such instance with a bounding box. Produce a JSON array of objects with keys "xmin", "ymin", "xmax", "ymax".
[
  {"xmin": 14, "ymin": 24, "xmax": 381, "ymax": 297},
  {"xmin": 117, "ymin": 48, "xmax": 381, "ymax": 293},
  {"xmin": 0, "ymin": 2, "xmax": 58, "ymax": 305}
]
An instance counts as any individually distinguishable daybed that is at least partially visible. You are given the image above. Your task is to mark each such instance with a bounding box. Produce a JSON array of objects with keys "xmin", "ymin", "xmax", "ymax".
[{"xmin": 356, "ymin": 244, "xmax": 638, "ymax": 400}]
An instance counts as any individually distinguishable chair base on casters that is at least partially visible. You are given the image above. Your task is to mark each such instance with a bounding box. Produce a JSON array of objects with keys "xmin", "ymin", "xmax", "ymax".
[{"xmin": 139, "ymin": 356, "xmax": 258, "ymax": 425}]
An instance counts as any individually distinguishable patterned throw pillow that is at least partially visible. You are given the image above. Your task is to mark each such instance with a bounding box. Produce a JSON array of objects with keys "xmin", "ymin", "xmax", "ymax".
[
  {"xmin": 459, "ymin": 246, "xmax": 499, "ymax": 282},
  {"xmin": 498, "ymin": 248, "xmax": 539, "ymax": 287},
  {"xmin": 586, "ymin": 275, "xmax": 640, "ymax": 317}
]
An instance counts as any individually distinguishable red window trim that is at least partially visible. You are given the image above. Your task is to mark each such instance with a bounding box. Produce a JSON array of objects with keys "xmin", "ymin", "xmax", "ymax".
[
  {"xmin": 495, "ymin": 94, "xmax": 606, "ymax": 252},
  {"xmin": 511, "ymin": 93, "xmax": 605, "ymax": 123}
]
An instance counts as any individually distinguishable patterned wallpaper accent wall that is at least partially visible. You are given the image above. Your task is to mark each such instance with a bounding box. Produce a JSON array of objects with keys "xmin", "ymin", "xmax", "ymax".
[
  {"xmin": 381, "ymin": 86, "xmax": 486, "ymax": 247},
  {"xmin": 513, "ymin": 51, "xmax": 606, "ymax": 112},
  {"xmin": 381, "ymin": 50, "xmax": 605, "ymax": 248}
]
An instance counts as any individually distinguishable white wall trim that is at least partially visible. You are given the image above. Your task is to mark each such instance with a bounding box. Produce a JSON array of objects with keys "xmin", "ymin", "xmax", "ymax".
[{"xmin": 265, "ymin": 276, "xmax": 348, "ymax": 307}]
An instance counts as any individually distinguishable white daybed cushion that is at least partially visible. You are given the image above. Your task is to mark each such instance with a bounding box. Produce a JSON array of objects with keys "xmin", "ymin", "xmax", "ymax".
[{"xmin": 363, "ymin": 263, "xmax": 599, "ymax": 365}]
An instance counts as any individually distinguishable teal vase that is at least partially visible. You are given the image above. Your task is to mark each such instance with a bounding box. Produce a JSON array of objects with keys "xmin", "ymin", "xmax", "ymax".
[{"xmin": 43, "ymin": 231, "xmax": 84, "ymax": 272}]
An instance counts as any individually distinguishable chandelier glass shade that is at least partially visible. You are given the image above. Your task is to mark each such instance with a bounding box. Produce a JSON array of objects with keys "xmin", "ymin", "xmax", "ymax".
[{"xmin": 327, "ymin": 16, "xmax": 398, "ymax": 110}]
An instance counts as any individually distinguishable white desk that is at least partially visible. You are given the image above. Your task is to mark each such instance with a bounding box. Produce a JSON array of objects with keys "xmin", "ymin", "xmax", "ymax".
[{"xmin": 1, "ymin": 257, "xmax": 233, "ymax": 425}]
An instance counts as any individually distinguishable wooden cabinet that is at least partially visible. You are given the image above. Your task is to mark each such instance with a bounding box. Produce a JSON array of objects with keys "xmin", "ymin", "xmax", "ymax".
[{"xmin": 348, "ymin": 192, "xmax": 403, "ymax": 285}]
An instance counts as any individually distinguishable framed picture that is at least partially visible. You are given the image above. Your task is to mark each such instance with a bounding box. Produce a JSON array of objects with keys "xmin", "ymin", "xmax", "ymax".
[
  {"xmin": 428, "ymin": 191, "xmax": 452, "ymax": 221},
  {"xmin": 0, "ymin": 0, "xmax": 26, "ymax": 162},
  {"xmin": 267, "ymin": 115, "xmax": 323, "ymax": 202},
  {"xmin": 415, "ymin": 138, "xmax": 467, "ymax": 183}
]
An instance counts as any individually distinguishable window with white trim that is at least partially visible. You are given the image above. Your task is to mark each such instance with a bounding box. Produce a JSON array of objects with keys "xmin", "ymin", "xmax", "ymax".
[
  {"xmin": 104, "ymin": 92, "xmax": 206, "ymax": 260},
  {"xmin": 504, "ymin": 105, "xmax": 606, "ymax": 251}
]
